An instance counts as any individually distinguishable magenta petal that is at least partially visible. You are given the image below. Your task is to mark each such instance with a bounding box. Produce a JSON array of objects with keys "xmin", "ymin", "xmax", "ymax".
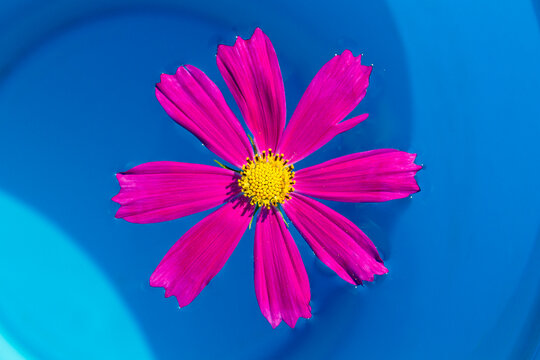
[
  {"xmin": 112, "ymin": 162, "xmax": 240, "ymax": 224},
  {"xmin": 254, "ymin": 207, "xmax": 311, "ymax": 328},
  {"xmin": 283, "ymin": 194, "xmax": 388, "ymax": 285},
  {"xmin": 156, "ymin": 65, "xmax": 253, "ymax": 167},
  {"xmin": 295, "ymin": 149, "xmax": 422, "ymax": 203},
  {"xmin": 217, "ymin": 28, "xmax": 286, "ymax": 152},
  {"xmin": 278, "ymin": 50, "xmax": 372, "ymax": 163},
  {"xmin": 150, "ymin": 198, "xmax": 253, "ymax": 307}
]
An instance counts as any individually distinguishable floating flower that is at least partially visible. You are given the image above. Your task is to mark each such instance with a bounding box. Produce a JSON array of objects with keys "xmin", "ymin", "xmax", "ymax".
[{"xmin": 113, "ymin": 28, "xmax": 421, "ymax": 328}]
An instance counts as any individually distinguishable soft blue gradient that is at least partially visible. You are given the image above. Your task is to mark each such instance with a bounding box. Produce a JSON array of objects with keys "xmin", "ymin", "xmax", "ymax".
[
  {"xmin": 0, "ymin": 332, "xmax": 26, "ymax": 360},
  {"xmin": 0, "ymin": 0, "xmax": 538, "ymax": 359},
  {"xmin": 0, "ymin": 190, "xmax": 154, "ymax": 359}
]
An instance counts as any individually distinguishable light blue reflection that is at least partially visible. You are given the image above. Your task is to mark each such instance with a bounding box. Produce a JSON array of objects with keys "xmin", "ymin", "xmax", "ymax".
[
  {"xmin": 0, "ymin": 190, "xmax": 154, "ymax": 360},
  {"xmin": 0, "ymin": 331, "xmax": 26, "ymax": 360}
]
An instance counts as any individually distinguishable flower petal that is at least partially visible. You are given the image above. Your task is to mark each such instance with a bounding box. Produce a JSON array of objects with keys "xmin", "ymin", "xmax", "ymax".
[
  {"xmin": 156, "ymin": 65, "xmax": 253, "ymax": 167},
  {"xmin": 113, "ymin": 162, "xmax": 240, "ymax": 224},
  {"xmin": 294, "ymin": 149, "xmax": 422, "ymax": 203},
  {"xmin": 254, "ymin": 207, "xmax": 311, "ymax": 328},
  {"xmin": 150, "ymin": 197, "xmax": 253, "ymax": 307},
  {"xmin": 278, "ymin": 50, "xmax": 372, "ymax": 163},
  {"xmin": 217, "ymin": 28, "xmax": 286, "ymax": 152},
  {"xmin": 283, "ymin": 194, "xmax": 387, "ymax": 285}
]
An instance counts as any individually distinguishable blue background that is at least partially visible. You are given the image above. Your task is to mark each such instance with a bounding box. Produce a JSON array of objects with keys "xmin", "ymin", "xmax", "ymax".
[{"xmin": 0, "ymin": 0, "xmax": 539, "ymax": 359}]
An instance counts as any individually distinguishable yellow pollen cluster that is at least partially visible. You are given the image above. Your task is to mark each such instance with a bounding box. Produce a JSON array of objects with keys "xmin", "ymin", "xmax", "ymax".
[{"xmin": 238, "ymin": 149, "xmax": 295, "ymax": 208}]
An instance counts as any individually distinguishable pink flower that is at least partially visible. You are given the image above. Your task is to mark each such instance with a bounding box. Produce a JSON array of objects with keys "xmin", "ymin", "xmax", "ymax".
[{"xmin": 113, "ymin": 28, "xmax": 421, "ymax": 328}]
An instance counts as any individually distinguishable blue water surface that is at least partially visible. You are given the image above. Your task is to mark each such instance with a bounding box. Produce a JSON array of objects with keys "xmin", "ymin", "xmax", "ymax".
[{"xmin": 0, "ymin": 0, "xmax": 539, "ymax": 359}]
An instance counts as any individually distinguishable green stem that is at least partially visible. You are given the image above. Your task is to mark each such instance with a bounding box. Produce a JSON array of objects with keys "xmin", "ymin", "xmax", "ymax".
[
  {"xmin": 247, "ymin": 134, "xmax": 258, "ymax": 155},
  {"xmin": 277, "ymin": 205, "xmax": 289, "ymax": 228},
  {"xmin": 249, "ymin": 205, "xmax": 260, "ymax": 230},
  {"xmin": 213, "ymin": 159, "xmax": 241, "ymax": 173}
]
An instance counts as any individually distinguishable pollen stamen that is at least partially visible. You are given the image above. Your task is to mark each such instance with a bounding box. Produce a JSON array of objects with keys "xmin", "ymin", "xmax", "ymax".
[{"xmin": 238, "ymin": 148, "xmax": 295, "ymax": 209}]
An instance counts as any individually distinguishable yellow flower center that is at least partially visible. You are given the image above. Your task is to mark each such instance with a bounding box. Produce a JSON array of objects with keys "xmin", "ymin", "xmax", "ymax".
[{"xmin": 239, "ymin": 149, "xmax": 295, "ymax": 208}]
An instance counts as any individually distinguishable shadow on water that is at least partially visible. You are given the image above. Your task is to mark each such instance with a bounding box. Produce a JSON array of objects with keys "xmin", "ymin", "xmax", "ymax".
[
  {"xmin": 471, "ymin": 225, "xmax": 540, "ymax": 359},
  {"xmin": 265, "ymin": 286, "xmax": 363, "ymax": 360},
  {"xmin": 0, "ymin": 0, "xmax": 412, "ymax": 358},
  {"xmin": 533, "ymin": 0, "xmax": 540, "ymax": 28},
  {"xmin": 509, "ymin": 227, "xmax": 540, "ymax": 359}
]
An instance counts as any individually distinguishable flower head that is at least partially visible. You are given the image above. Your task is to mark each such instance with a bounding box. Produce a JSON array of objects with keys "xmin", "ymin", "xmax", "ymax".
[
  {"xmin": 113, "ymin": 28, "xmax": 421, "ymax": 328},
  {"xmin": 238, "ymin": 150, "xmax": 295, "ymax": 208}
]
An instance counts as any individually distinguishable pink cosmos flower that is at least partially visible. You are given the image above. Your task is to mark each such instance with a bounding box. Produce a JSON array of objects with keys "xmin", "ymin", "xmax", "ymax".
[{"xmin": 113, "ymin": 28, "xmax": 421, "ymax": 328}]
